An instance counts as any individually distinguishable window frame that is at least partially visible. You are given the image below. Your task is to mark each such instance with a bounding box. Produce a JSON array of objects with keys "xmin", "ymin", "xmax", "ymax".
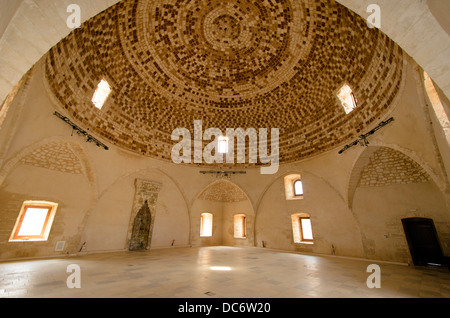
[
  {"xmin": 299, "ymin": 217, "xmax": 313, "ymax": 243},
  {"xmin": 350, "ymin": 91, "xmax": 358, "ymax": 109},
  {"xmin": 284, "ymin": 174, "xmax": 303, "ymax": 200},
  {"xmin": 233, "ymin": 214, "xmax": 247, "ymax": 239},
  {"xmin": 92, "ymin": 78, "xmax": 112, "ymax": 110},
  {"xmin": 9, "ymin": 201, "xmax": 58, "ymax": 242},
  {"xmin": 218, "ymin": 136, "xmax": 229, "ymax": 154},
  {"xmin": 337, "ymin": 83, "xmax": 358, "ymax": 114},
  {"xmin": 293, "ymin": 179, "xmax": 304, "ymax": 197},
  {"xmin": 291, "ymin": 213, "xmax": 314, "ymax": 244},
  {"xmin": 200, "ymin": 213, "xmax": 213, "ymax": 237}
]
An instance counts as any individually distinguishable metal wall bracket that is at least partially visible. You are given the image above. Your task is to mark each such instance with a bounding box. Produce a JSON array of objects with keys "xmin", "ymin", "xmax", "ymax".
[
  {"xmin": 338, "ymin": 117, "xmax": 394, "ymax": 154},
  {"xmin": 54, "ymin": 111, "xmax": 109, "ymax": 150}
]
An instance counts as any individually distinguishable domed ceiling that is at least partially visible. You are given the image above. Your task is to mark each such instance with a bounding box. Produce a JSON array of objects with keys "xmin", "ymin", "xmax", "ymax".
[{"xmin": 45, "ymin": 0, "xmax": 404, "ymax": 167}]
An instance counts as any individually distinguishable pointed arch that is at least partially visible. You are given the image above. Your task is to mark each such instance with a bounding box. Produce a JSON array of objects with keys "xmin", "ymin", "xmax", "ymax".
[
  {"xmin": 191, "ymin": 178, "xmax": 256, "ymax": 247},
  {"xmin": 79, "ymin": 165, "xmax": 191, "ymax": 252},
  {"xmin": 347, "ymin": 146, "xmax": 381, "ymax": 209},
  {"xmin": 194, "ymin": 178, "xmax": 252, "ymax": 205},
  {"xmin": 347, "ymin": 144, "xmax": 441, "ymax": 209},
  {"xmin": 0, "ymin": 136, "xmax": 97, "ymax": 195}
]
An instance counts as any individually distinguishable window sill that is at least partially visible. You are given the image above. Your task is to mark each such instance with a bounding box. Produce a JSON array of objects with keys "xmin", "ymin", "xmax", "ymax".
[
  {"xmin": 9, "ymin": 238, "xmax": 48, "ymax": 243},
  {"xmin": 286, "ymin": 196, "xmax": 304, "ymax": 201},
  {"xmin": 294, "ymin": 241, "xmax": 314, "ymax": 245}
]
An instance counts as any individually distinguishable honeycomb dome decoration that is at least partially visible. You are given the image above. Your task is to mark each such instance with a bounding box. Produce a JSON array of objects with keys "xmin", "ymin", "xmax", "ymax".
[{"xmin": 45, "ymin": 0, "xmax": 404, "ymax": 167}]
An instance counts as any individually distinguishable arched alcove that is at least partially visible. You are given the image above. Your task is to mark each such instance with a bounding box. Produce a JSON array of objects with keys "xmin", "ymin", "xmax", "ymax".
[
  {"xmin": 348, "ymin": 144, "xmax": 446, "ymax": 209},
  {"xmin": 255, "ymin": 171, "xmax": 364, "ymax": 257},
  {"xmin": 0, "ymin": 138, "xmax": 94, "ymax": 258},
  {"xmin": 81, "ymin": 168, "xmax": 190, "ymax": 253},
  {"xmin": 129, "ymin": 200, "xmax": 152, "ymax": 251},
  {"xmin": 190, "ymin": 179, "xmax": 255, "ymax": 247},
  {"xmin": 351, "ymin": 146, "xmax": 450, "ymax": 263}
]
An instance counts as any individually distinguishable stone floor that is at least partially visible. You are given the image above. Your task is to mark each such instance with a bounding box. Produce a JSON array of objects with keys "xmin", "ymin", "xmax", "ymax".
[{"xmin": 1, "ymin": 246, "xmax": 449, "ymax": 298}]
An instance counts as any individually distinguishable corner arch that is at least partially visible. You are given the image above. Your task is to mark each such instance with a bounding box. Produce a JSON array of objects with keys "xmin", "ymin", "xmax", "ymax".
[
  {"xmin": 0, "ymin": 136, "xmax": 98, "ymax": 256},
  {"xmin": 347, "ymin": 144, "xmax": 443, "ymax": 209},
  {"xmin": 0, "ymin": 136, "xmax": 97, "ymax": 196},
  {"xmin": 190, "ymin": 178, "xmax": 256, "ymax": 247},
  {"xmin": 193, "ymin": 178, "xmax": 254, "ymax": 209}
]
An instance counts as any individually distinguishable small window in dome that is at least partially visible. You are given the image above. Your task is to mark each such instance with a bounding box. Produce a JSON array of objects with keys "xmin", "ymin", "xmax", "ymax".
[
  {"xmin": 337, "ymin": 84, "xmax": 358, "ymax": 114},
  {"xmin": 92, "ymin": 79, "xmax": 111, "ymax": 109},
  {"xmin": 218, "ymin": 136, "xmax": 229, "ymax": 154}
]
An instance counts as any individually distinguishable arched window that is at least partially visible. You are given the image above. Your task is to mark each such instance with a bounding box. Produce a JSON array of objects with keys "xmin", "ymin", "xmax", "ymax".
[
  {"xmin": 293, "ymin": 180, "xmax": 303, "ymax": 197},
  {"xmin": 200, "ymin": 213, "xmax": 213, "ymax": 237},
  {"xmin": 234, "ymin": 214, "xmax": 246, "ymax": 238},
  {"xmin": 284, "ymin": 174, "xmax": 304, "ymax": 200},
  {"xmin": 291, "ymin": 213, "xmax": 314, "ymax": 244},
  {"xmin": 9, "ymin": 201, "xmax": 58, "ymax": 242}
]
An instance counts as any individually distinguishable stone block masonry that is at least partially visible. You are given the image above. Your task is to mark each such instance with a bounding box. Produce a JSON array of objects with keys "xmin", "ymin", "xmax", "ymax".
[{"xmin": 359, "ymin": 147, "xmax": 429, "ymax": 187}]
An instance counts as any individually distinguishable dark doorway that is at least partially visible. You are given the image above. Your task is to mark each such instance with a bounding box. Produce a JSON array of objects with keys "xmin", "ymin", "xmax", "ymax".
[{"xmin": 402, "ymin": 217, "xmax": 445, "ymax": 267}]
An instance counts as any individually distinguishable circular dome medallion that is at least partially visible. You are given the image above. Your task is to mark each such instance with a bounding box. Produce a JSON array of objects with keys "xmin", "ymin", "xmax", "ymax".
[{"xmin": 205, "ymin": 11, "xmax": 243, "ymax": 46}]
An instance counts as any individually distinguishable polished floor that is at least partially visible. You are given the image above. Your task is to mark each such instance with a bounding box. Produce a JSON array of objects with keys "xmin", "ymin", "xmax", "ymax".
[{"xmin": 1, "ymin": 246, "xmax": 449, "ymax": 298}]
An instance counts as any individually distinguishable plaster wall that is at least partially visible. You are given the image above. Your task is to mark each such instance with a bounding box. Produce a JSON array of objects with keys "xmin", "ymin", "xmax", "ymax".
[
  {"xmin": 353, "ymin": 182, "xmax": 450, "ymax": 264},
  {"xmin": 222, "ymin": 200, "xmax": 255, "ymax": 248}
]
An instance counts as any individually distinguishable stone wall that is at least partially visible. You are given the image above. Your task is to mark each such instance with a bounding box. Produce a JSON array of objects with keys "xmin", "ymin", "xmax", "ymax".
[
  {"xmin": 19, "ymin": 141, "xmax": 83, "ymax": 175},
  {"xmin": 358, "ymin": 147, "xmax": 430, "ymax": 187}
]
